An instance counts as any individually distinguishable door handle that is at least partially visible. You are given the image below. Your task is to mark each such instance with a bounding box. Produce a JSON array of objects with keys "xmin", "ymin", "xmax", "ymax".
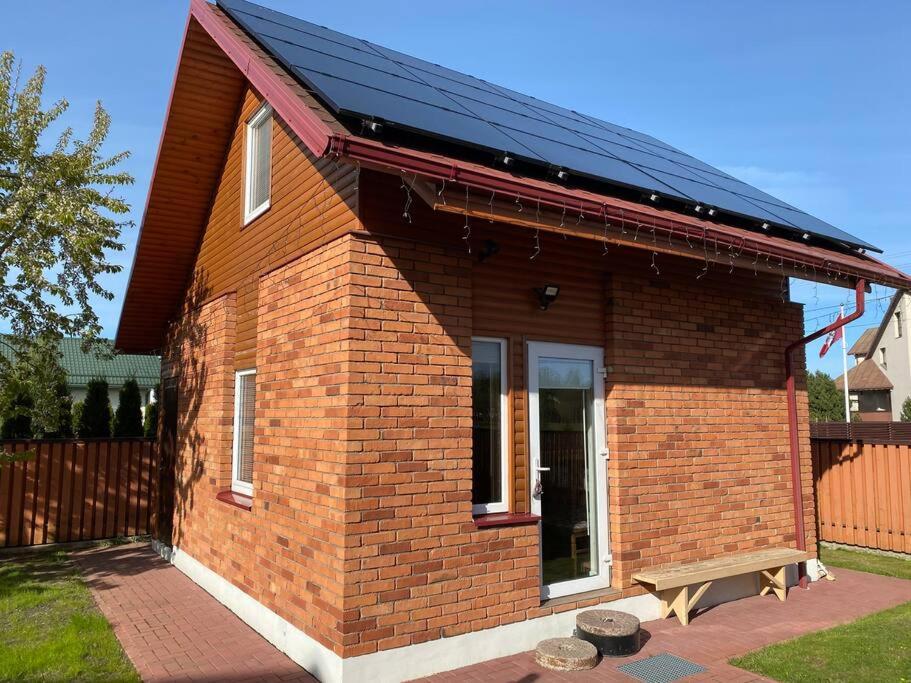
[{"xmin": 535, "ymin": 466, "xmax": 551, "ymax": 472}]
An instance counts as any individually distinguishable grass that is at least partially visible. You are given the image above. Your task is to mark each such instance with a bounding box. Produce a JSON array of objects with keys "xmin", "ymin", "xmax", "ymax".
[
  {"xmin": 0, "ymin": 550, "xmax": 139, "ymax": 682},
  {"xmin": 731, "ymin": 546, "xmax": 911, "ymax": 683},
  {"xmin": 820, "ymin": 545, "xmax": 911, "ymax": 581}
]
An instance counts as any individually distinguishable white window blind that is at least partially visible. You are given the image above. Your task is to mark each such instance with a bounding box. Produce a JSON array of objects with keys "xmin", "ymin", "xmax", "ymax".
[
  {"xmin": 244, "ymin": 105, "xmax": 272, "ymax": 222},
  {"xmin": 232, "ymin": 370, "xmax": 256, "ymax": 495}
]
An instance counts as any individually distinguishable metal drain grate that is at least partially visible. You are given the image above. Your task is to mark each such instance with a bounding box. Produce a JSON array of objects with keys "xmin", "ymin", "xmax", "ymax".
[{"xmin": 617, "ymin": 653, "xmax": 706, "ymax": 683}]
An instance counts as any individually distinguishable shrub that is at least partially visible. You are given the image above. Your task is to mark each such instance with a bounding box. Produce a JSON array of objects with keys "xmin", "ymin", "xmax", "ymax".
[
  {"xmin": 901, "ymin": 397, "xmax": 911, "ymax": 422},
  {"xmin": 807, "ymin": 370, "xmax": 845, "ymax": 422},
  {"xmin": 113, "ymin": 378, "xmax": 143, "ymax": 437},
  {"xmin": 71, "ymin": 401, "xmax": 84, "ymax": 435},
  {"xmin": 143, "ymin": 396, "xmax": 159, "ymax": 439},
  {"xmin": 78, "ymin": 378, "xmax": 111, "ymax": 437},
  {"xmin": 0, "ymin": 379, "xmax": 33, "ymax": 439}
]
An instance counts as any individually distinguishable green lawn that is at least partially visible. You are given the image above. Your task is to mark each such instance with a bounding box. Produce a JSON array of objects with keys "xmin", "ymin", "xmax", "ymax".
[
  {"xmin": 731, "ymin": 547, "xmax": 911, "ymax": 683},
  {"xmin": 819, "ymin": 545, "xmax": 911, "ymax": 581},
  {"xmin": 0, "ymin": 550, "xmax": 139, "ymax": 682}
]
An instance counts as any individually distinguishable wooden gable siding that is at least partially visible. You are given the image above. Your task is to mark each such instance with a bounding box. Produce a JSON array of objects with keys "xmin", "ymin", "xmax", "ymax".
[
  {"xmin": 359, "ymin": 169, "xmax": 789, "ymax": 513},
  {"xmin": 182, "ymin": 87, "xmax": 360, "ymax": 370},
  {"xmin": 116, "ymin": 20, "xmax": 246, "ymax": 354}
]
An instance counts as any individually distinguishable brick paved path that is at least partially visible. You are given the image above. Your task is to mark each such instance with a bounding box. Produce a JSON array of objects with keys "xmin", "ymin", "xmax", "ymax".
[
  {"xmin": 72, "ymin": 542, "xmax": 911, "ymax": 682},
  {"xmin": 417, "ymin": 566, "xmax": 911, "ymax": 682},
  {"xmin": 73, "ymin": 543, "xmax": 315, "ymax": 683}
]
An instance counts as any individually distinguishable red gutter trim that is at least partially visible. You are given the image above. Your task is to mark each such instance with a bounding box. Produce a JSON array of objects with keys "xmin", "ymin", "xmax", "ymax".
[
  {"xmin": 785, "ymin": 278, "xmax": 865, "ymax": 587},
  {"xmin": 189, "ymin": 0, "xmax": 332, "ymax": 157},
  {"xmin": 329, "ymin": 134, "xmax": 911, "ymax": 291}
]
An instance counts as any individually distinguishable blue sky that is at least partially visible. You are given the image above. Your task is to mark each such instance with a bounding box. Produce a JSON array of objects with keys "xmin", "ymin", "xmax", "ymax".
[{"xmin": 3, "ymin": 1, "xmax": 908, "ymax": 375}]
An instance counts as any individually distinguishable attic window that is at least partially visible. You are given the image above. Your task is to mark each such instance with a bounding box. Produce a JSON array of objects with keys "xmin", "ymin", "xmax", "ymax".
[
  {"xmin": 244, "ymin": 104, "xmax": 272, "ymax": 224},
  {"xmin": 880, "ymin": 347, "xmax": 887, "ymax": 368},
  {"xmin": 896, "ymin": 311, "xmax": 903, "ymax": 339}
]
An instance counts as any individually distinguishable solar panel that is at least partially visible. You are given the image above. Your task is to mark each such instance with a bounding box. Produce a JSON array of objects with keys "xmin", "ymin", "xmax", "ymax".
[{"xmin": 217, "ymin": 0, "xmax": 879, "ymax": 252}]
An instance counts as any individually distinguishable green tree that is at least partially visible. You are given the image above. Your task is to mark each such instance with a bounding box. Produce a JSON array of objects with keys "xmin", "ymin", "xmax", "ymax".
[
  {"xmin": 113, "ymin": 378, "xmax": 143, "ymax": 437},
  {"xmin": 0, "ymin": 51, "xmax": 132, "ymax": 377},
  {"xmin": 71, "ymin": 400, "xmax": 83, "ymax": 435},
  {"xmin": 901, "ymin": 397, "xmax": 911, "ymax": 422},
  {"xmin": 143, "ymin": 385, "xmax": 159, "ymax": 438},
  {"xmin": 53, "ymin": 384, "xmax": 73, "ymax": 438},
  {"xmin": 78, "ymin": 378, "xmax": 111, "ymax": 437},
  {"xmin": 19, "ymin": 336, "xmax": 71, "ymax": 437},
  {"xmin": 0, "ymin": 335, "xmax": 72, "ymax": 437},
  {"xmin": 807, "ymin": 370, "xmax": 846, "ymax": 422},
  {"xmin": 0, "ymin": 377, "xmax": 33, "ymax": 438}
]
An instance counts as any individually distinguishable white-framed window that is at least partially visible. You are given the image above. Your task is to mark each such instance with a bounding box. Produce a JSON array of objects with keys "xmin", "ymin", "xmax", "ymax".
[
  {"xmin": 880, "ymin": 347, "xmax": 887, "ymax": 368},
  {"xmin": 243, "ymin": 104, "xmax": 272, "ymax": 224},
  {"xmin": 471, "ymin": 337, "xmax": 509, "ymax": 515},
  {"xmin": 895, "ymin": 310, "xmax": 903, "ymax": 339},
  {"xmin": 232, "ymin": 369, "xmax": 257, "ymax": 496}
]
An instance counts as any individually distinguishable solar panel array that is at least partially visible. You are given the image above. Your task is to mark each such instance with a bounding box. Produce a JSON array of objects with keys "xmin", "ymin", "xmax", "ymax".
[{"xmin": 217, "ymin": 0, "xmax": 877, "ymax": 252}]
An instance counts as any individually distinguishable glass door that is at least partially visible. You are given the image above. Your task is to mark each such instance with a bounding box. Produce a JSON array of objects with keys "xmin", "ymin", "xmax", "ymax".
[{"xmin": 528, "ymin": 342, "xmax": 609, "ymax": 599}]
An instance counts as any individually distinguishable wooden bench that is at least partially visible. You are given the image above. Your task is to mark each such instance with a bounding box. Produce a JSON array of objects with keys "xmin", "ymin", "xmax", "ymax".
[{"xmin": 633, "ymin": 548, "xmax": 808, "ymax": 626}]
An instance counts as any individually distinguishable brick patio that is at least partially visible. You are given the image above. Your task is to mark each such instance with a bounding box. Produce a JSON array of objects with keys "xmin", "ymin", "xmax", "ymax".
[
  {"xmin": 416, "ymin": 565, "xmax": 911, "ymax": 683},
  {"xmin": 72, "ymin": 542, "xmax": 316, "ymax": 683},
  {"xmin": 72, "ymin": 542, "xmax": 911, "ymax": 683}
]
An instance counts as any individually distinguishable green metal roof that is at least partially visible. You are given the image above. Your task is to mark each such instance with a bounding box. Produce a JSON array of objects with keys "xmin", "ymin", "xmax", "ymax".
[{"xmin": 1, "ymin": 338, "xmax": 160, "ymax": 388}]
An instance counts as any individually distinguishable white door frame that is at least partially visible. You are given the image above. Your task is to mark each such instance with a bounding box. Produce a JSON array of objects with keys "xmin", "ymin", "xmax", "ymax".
[{"xmin": 528, "ymin": 341, "xmax": 610, "ymax": 599}]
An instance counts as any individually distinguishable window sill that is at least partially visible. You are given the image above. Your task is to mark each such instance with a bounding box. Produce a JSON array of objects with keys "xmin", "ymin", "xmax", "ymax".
[
  {"xmin": 540, "ymin": 586, "xmax": 620, "ymax": 608},
  {"xmin": 473, "ymin": 512, "xmax": 540, "ymax": 528},
  {"xmin": 216, "ymin": 490, "xmax": 252, "ymax": 511},
  {"xmin": 243, "ymin": 201, "xmax": 270, "ymax": 227}
]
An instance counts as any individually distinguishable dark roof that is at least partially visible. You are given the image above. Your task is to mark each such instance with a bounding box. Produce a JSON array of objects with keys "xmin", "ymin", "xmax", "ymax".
[
  {"xmin": 836, "ymin": 359, "xmax": 893, "ymax": 392},
  {"xmin": 218, "ymin": 0, "xmax": 876, "ymax": 253},
  {"xmin": 848, "ymin": 327, "xmax": 879, "ymax": 357},
  {"xmin": 114, "ymin": 0, "xmax": 911, "ymax": 353},
  {"xmin": 0, "ymin": 338, "xmax": 159, "ymax": 388}
]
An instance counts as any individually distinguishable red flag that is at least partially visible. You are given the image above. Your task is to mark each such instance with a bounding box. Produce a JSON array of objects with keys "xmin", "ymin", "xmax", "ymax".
[{"xmin": 819, "ymin": 314, "xmax": 844, "ymax": 358}]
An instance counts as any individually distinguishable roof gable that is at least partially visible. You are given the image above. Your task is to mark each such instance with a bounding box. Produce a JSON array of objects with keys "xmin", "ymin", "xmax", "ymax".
[
  {"xmin": 848, "ymin": 327, "xmax": 879, "ymax": 357},
  {"xmin": 836, "ymin": 358, "xmax": 893, "ymax": 392}
]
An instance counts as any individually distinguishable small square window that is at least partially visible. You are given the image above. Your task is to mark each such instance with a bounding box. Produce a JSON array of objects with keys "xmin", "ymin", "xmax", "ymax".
[
  {"xmin": 232, "ymin": 369, "xmax": 256, "ymax": 495},
  {"xmin": 244, "ymin": 105, "xmax": 272, "ymax": 224}
]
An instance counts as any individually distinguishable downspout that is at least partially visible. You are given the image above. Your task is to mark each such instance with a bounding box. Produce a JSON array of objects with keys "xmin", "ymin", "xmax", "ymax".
[{"xmin": 785, "ymin": 278, "xmax": 866, "ymax": 587}]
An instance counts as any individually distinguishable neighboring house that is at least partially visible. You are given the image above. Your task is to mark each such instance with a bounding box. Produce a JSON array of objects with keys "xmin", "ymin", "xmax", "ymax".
[
  {"xmin": 835, "ymin": 359, "xmax": 893, "ymax": 421},
  {"xmin": 1, "ymin": 337, "xmax": 160, "ymax": 412},
  {"xmin": 114, "ymin": 1, "xmax": 911, "ymax": 680},
  {"xmin": 841, "ymin": 292, "xmax": 911, "ymax": 420},
  {"xmin": 57, "ymin": 339, "xmax": 160, "ymax": 413}
]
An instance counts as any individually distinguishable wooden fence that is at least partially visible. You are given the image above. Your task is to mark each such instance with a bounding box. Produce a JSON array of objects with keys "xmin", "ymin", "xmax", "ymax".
[
  {"xmin": 810, "ymin": 421, "xmax": 911, "ymax": 443},
  {"xmin": 812, "ymin": 433, "xmax": 911, "ymax": 554},
  {"xmin": 0, "ymin": 439, "xmax": 157, "ymax": 548}
]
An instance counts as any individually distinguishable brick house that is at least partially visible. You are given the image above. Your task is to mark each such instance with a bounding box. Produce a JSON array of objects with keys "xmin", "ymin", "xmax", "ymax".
[{"xmin": 115, "ymin": 1, "xmax": 911, "ymax": 680}]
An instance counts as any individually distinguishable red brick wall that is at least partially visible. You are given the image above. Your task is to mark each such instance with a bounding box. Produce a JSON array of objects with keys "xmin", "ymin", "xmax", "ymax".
[
  {"xmin": 605, "ymin": 269, "xmax": 813, "ymax": 590},
  {"xmin": 162, "ymin": 237, "xmax": 359, "ymax": 655},
  {"xmin": 343, "ymin": 234, "xmax": 544, "ymax": 657},
  {"xmin": 162, "ymin": 169, "xmax": 815, "ymax": 660}
]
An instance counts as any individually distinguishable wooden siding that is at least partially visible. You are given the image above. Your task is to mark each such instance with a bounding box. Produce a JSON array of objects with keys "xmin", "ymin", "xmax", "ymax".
[
  {"xmin": 116, "ymin": 7, "xmax": 352, "ymax": 354},
  {"xmin": 116, "ymin": 20, "xmax": 245, "ymax": 353},
  {"xmin": 180, "ymin": 87, "xmax": 360, "ymax": 369}
]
